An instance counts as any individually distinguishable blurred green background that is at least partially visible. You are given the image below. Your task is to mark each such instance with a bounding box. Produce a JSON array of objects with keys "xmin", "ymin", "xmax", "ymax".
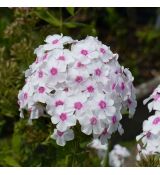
[{"xmin": 0, "ymin": 7, "xmax": 160, "ymax": 167}]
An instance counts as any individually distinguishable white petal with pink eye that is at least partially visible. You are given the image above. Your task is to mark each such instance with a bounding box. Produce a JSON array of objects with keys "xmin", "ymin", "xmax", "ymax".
[
  {"xmin": 51, "ymin": 128, "xmax": 74, "ymax": 146},
  {"xmin": 45, "ymin": 34, "xmax": 62, "ymax": 43}
]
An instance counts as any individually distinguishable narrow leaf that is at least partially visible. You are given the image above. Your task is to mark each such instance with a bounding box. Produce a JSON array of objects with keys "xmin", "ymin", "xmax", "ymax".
[{"xmin": 66, "ymin": 7, "xmax": 75, "ymax": 16}]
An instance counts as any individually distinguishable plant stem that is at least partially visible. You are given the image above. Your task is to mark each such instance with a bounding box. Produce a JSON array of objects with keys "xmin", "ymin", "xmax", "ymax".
[
  {"xmin": 102, "ymin": 140, "xmax": 111, "ymax": 167},
  {"xmin": 71, "ymin": 126, "xmax": 81, "ymax": 167}
]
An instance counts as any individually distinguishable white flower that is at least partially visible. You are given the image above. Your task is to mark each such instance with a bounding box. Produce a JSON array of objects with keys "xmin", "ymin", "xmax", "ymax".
[
  {"xmin": 98, "ymin": 44, "xmax": 114, "ymax": 63},
  {"xmin": 91, "ymin": 93, "xmax": 116, "ymax": 116},
  {"xmin": 51, "ymin": 128, "xmax": 74, "ymax": 146},
  {"xmin": 99, "ymin": 127, "xmax": 111, "ymax": 145},
  {"xmin": 43, "ymin": 34, "xmax": 74, "ymax": 51},
  {"xmin": 66, "ymin": 93, "xmax": 88, "ymax": 117},
  {"xmin": 143, "ymin": 85, "xmax": 160, "ymax": 112},
  {"xmin": 46, "ymin": 91, "xmax": 68, "ymax": 116},
  {"xmin": 79, "ymin": 110, "xmax": 106, "ymax": 135},
  {"xmin": 18, "ymin": 81, "xmax": 34, "ymax": 109},
  {"xmin": 109, "ymin": 144, "xmax": 130, "ymax": 167},
  {"xmin": 51, "ymin": 105, "xmax": 76, "ymax": 132},
  {"xmin": 71, "ymin": 36, "xmax": 99, "ymax": 64},
  {"xmin": 45, "ymin": 59, "xmax": 67, "ymax": 88},
  {"xmin": 143, "ymin": 111, "xmax": 160, "ymax": 135},
  {"xmin": 107, "ymin": 111, "xmax": 123, "ymax": 133},
  {"xmin": 33, "ymin": 84, "xmax": 50, "ymax": 103},
  {"xmin": 87, "ymin": 60, "xmax": 109, "ymax": 84},
  {"xmin": 67, "ymin": 67, "xmax": 89, "ymax": 88}
]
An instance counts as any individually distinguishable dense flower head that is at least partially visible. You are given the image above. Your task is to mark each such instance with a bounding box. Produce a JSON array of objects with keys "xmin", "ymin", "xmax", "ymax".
[
  {"xmin": 18, "ymin": 34, "xmax": 137, "ymax": 146},
  {"xmin": 136, "ymin": 85, "xmax": 160, "ymax": 160}
]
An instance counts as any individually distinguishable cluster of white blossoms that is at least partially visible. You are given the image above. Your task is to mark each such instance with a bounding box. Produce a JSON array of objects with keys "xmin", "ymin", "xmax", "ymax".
[
  {"xmin": 88, "ymin": 140, "xmax": 130, "ymax": 167},
  {"xmin": 136, "ymin": 85, "xmax": 160, "ymax": 160},
  {"xmin": 18, "ymin": 34, "xmax": 137, "ymax": 146}
]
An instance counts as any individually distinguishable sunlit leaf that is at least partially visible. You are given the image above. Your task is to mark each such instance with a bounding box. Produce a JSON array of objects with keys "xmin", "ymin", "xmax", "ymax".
[
  {"xmin": 35, "ymin": 8, "xmax": 60, "ymax": 27},
  {"xmin": 66, "ymin": 7, "xmax": 75, "ymax": 16}
]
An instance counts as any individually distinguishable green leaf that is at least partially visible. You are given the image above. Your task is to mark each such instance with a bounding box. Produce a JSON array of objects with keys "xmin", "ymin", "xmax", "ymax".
[
  {"xmin": 35, "ymin": 8, "xmax": 60, "ymax": 27},
  {"xmin": 66, "ymin": 7, "xmax": 75, "ymax": 16},
  {"xmin": 12, "ymin": 133, "xmax": 21, "ymax": 153},
  {"xmin": 63, "ymin": 22, "xmax": 87, "ymax": 28},
  {"xmin": 4, "ymin": 156, "xmax": 20, "ymax": 167}
]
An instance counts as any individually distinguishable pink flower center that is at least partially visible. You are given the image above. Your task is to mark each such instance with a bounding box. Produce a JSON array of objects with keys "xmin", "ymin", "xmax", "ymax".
[
  {"xmin": 99, "ymin": 100, "xmax": 107, "ymax": 109},
  {"xmin": 90, "ymin": 117, "xmax": 97, "ymax": 125},
  {"xmin": 38, "ymin": 86, "xmax": 45, "ymax": 93},
  {"xmin": 58, "ymin": 55, "xmax": 65, "ymax": 61},
  {"xmin": 52, "ymin": 39, "xmax": 59, "ymax": 44},
  {"xmin": 112, "ymin": 83, "xmax": 116, "ymax": 90},
  {"xmin": 38, "ymin": 70, "xmax": 43, "ymax": 78},
  {"xmin": 101, "ymin": 128, "xmax": 108, "ymax": 135},
  {"xmin": 50, "ymin": 67, "xmax": 58, "ymax": 76},
  {"xmin": 100, "ymin": 48, "xmax": 106, "ymax": 54},
  {"xmin": 57, "ymin": 130, "xmax": 64, "ymax": 137},
  {"xmin": 77, "ymin": 62, "xmax": 85, "ymax": 68},
  {"xmin": 87, "ymin": 85, "xmax": 94, "ymax": 93},
  {"xmin": 55, "ymin": 100, "xmax": 64, "ymax": 107},
  {"xmin": 23, "ymin": 92, "xmax": 28, "ymax": 100},
  {"xmin": 74, "ymin": 102, "xmax": 83, "ymax": 110},
  {"xmin": 152, "ymin": 117, "xmax": 160, "ymax": 125},
  {"xmin": 146, "ymin": 131, "xmax": 151, "ymax": 138},
  {"xmin": 75, "ymin": 76, "xmax": 83, "ymax": 83},
  {"xmin": 120, "ymin": 82, "xmax": 125, "ymax": 91},
  {"xmin": 63, "ymin": 87, "xmax": 68, "ymax": 92},
  {"xmin": 59, "ymin": 113, "xmax": 67, "ymax": 121},
  {"xmin": 127, "ymin": 99, "xmax": 132, "ymax": 105},
  {"xmin": 112, "ymin": 116, "xmax": 117, "ymax": 124},
  {"xmin": 81, "ymin": 49, "xmax": 88, "ymax": 56},
  {"xmin": 95, "ymin": 68, "xmax": 102, "ymax": 76}
]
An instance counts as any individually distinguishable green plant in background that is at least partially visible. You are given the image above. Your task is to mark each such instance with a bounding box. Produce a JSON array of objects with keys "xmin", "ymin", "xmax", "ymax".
[{"xmin": 136, "ymin": 155, "xmax": 160, "ymax": 167}]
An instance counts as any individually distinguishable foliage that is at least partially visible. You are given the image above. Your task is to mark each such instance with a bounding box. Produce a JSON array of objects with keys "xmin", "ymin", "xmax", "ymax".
[{"xmin": 136, "ymin": 155, "xmax": 160, "ymax": 167}]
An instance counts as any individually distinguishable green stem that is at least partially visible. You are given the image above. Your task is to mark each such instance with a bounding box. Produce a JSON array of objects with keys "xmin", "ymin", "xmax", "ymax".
[
  {"xmin": 102, "ymin": 141, "xmax": 111, "ymax": 167},
  {"xmin": 71, "ymin": 126, "xmax": 81, "ymax": 167}
]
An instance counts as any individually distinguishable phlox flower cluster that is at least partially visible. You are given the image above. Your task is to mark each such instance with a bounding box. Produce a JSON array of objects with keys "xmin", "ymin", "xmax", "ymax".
[
  {"xmin": 136, "ymin": 85, "xmax": 160, "ymax": 160},
  {"xmin": 18, "ymin": 34, "xmax": 137, "ymax": 146}
]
